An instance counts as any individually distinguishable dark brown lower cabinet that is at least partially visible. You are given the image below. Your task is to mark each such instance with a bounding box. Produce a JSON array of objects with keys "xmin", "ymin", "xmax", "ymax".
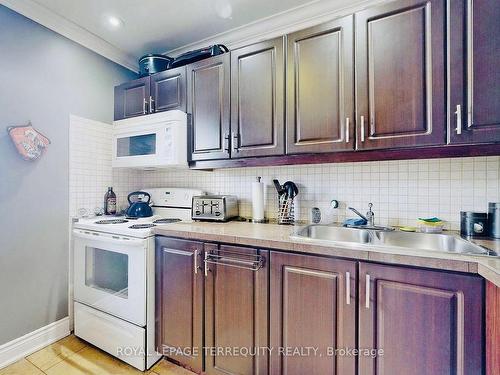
[
  {"xmin": 359, "ymin": 263, "xmax": 484, "ymax": 375},
  {"xmin": 205, "ymin": 244, "xmax": 269, "ymax": 375},
  {"xmin": 486, "ymin": 281, "xmax": 499, "ymax": 375},
  {"xmin": 155, "ymin": 237, "xmax": 203, "ymax": 373},
  {"xmin": 270, "ymin": 252, "xmax": 357, "ymax": 375}
]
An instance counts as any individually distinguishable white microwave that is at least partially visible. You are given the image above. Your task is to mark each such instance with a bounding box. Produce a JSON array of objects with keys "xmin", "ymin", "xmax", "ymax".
[{"xmin": 112, "ymin": 110, "xmax": 188, "ymax": 169}]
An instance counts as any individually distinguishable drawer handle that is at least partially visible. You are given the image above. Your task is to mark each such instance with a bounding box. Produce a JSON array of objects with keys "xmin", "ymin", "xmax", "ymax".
[
  {"xmin": 232, "ymin": 132, "xmax": 240, "ymax": 153},
  {"xmin": 365, "ymin": 274, "xmax": 371, "ymax": 309},
  {"xmin": 149, "ymin": 96, "xmax": 155, "ymax": 113},
  {"xmin": 345, "ymin": 118, "xmax": 350, "ymax": 143},
  {"xmin": 360, "ymin": 116, "xmax": 365, "ymax": 142},
  {"xmin": 204, "ymin": 251, "xmax": 209, "ymax": 277},
  {"xmin": 346, "ymin": 271, "xmax": 351, "ymax": 305},
  {"xmin": 194, "ymin": 249, "xmax": 198, "ymax": 274},
  {"xmin": 455, "ymin": 105, "xmax": 462, "ymax": 135},
  {"xmin": 223, "ymin": 133, "xmax": 230, "ymax": 153}
]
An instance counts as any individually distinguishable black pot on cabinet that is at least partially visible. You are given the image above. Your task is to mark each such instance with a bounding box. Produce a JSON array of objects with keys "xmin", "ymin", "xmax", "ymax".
[{"xmin": 138, "ymin": 54, "xmax": 173, "ymax": 77}]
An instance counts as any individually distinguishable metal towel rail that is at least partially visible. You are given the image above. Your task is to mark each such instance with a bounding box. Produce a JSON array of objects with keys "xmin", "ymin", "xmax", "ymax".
[{"xmin": 204, "ymin": 249, "xmax": 265, "ymax": 272}]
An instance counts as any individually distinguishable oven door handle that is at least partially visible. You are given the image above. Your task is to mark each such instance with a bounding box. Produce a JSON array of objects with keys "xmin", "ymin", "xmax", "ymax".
[{"xmin": 72, "ymin": 229, "xmax": 145, "ymax": 245}]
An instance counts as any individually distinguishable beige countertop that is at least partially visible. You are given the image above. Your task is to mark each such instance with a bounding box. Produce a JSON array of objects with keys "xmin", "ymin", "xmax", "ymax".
[{"xmin": 154, "ymin": 221, "xmax": 500, "ymax": 287}]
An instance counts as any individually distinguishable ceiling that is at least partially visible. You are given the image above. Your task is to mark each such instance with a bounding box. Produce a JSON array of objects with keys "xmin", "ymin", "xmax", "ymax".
[{"xmin": 29, "ymin": 0, "xmax": 317, "ymax": 59}]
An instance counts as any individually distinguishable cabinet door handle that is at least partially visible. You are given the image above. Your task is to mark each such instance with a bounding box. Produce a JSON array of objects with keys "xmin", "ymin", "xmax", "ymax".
[
  {"xmin": 204, "ymin": 251, "xmax": 209, "ymax": 277},
  {"xmin": 223, "ymin": 133, "xmax": 230, "ymax": 153},
  {"xmin": 232, "ymin": 132, "xmax": 240, "ymax": 153},
  {"xmin": 149, "ymin": 96, "xmax": 155, "ymax": 113},
  {"xmin": 194, "ymin": 250, "xmax": 198, "ymax": 274},
  {"xmin": 455, "ymin": 105, "xmax": 462, "ymax": 135},
  {"xmin": 360, "ymin": 116, "xmax": 365, "ymax": 142},
  {"xmin": 143, "ymin": 98, "xmax": 148, "ymax": 114},
  {"xmin": 345, "ymin": 118, "xmax": 350, "ymax": 143},
  {"xmin": 346, "ymin": 271, "xmax": 351, "ymax": 305},
  {"xmin": 365, "ymin": 274, "xmax": 371, "ymax": 309}
]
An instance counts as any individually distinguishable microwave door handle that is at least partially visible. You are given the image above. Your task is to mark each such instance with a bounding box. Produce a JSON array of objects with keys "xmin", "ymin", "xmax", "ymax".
[{"xmin": 72, "ymin": 230, "xmax": 144, "ymax": 245}]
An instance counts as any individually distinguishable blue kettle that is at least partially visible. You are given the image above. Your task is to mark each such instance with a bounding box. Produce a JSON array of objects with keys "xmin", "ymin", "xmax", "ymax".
[{"xmin": 126, "ymin": 191, "xmax": 153, "ymax": 218}]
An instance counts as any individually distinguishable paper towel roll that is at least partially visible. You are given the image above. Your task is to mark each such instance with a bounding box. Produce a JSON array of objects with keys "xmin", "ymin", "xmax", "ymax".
[{"xmin": 252, "ymin": 177, "xmax": 265, "ymax": 222}]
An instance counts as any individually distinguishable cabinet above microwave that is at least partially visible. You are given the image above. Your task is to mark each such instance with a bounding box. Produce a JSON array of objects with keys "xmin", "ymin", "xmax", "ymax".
[{"xmin": 112, "ymin": 110, "xmax": 188, "ymax": 169}]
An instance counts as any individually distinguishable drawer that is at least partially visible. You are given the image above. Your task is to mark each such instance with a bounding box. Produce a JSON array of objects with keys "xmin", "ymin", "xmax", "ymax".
[{"xmin": 74, "ymin": 302, "xmax": 146, "ymax": 371}]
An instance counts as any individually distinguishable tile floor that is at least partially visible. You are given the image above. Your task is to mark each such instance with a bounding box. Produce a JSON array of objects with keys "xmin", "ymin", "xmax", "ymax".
[{"xmin": 0, "ymin": 335, "xmax": 194, "ymax": 375}]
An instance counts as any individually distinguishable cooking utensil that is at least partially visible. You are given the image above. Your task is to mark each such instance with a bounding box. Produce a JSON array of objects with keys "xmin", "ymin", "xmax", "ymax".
[
  {"xmin": 273, "ymin": 179, "xmax": 285, "ymax": 196},
  {"xmin": 169, "ymin": 44, "xmax": 229, "ymax": 69},
  {"xmin": 138, "ymin": 54, "xmax": 173, "ymax": 77},
  {"xmin": 273, "ymin": 180, "xmax": 299, "ymax": 225},
  {"xmin": 126, "ymin": 191, "xmax": 153, "ymax": 218},
  {"xmin": 283, "ymin": 181, "xmax": 298, "ymax": 199}
]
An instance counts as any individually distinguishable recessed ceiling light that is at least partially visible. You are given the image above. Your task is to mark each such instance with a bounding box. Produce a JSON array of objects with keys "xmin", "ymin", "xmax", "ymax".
[
  {"xmin": 107, "ymin": 16, "xmax": 124, "ymax": 28},
  {"xmin": 215, "ymin": 0, "xmax": 232, "ymax": 19}
]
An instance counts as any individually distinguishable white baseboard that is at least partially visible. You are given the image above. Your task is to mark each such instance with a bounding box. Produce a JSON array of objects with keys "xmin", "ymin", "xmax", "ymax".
[{"xmin": 0, "ymin": 317, "xmax": 70, "ymax": 369}]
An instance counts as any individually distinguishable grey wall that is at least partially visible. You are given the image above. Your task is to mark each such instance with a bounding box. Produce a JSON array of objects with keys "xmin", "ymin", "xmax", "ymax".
[{"xmin": 0, "ymin": 5, "xmax": 136, "ymax": 345}]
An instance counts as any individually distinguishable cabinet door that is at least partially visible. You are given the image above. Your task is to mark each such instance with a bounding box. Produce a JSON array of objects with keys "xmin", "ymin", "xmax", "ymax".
[
  {"xmin": 448, "ymin": 0, "xmax": 500, "ymax": 144},
  {"xmin": 486, "ymin": 281, "xmax": 499, "ymax": 375},
  {"xmin": 205, "ymin": 245, "xmax": 268, "ymax": 375},
  {"xmin": 359, "ymin": 262, "xmax": 483, "ymax": 375},
  {"xmin": 231, "ymin": 37, "xmax": 285, "ymax": 157},
  {"xmin": 270, "ymin": 252, "xmax": 356, "ymax": 375},
  {"xmin": 287, "ymin": 15, "xmax": 355, "ymax": 154},
  {"xmin": 150, "ymin": 66, "xmax": 186, "ymax": 113},
  {"xmin": 187, "ymin": 54, "xmax": 231, "ymax": 161},
  {"xmin": 355, "ymin": 0, "xmax": 446, "ymax": 150},
  {"xmin": 114, "ymin": 77, "xmax": 150, "ymax": 120},
  {"xmin": 155, "ymin": 237, "xmax": 203, "ymax": 373}
]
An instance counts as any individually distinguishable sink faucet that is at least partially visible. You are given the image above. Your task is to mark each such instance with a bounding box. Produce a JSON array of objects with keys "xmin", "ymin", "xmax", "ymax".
[{"xmin": 348, "ymin": 203, "xmax": 375, "ymax": 227}]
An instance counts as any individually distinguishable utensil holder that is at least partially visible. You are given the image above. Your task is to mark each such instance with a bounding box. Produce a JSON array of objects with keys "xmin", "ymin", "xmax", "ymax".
[{"xmin": 278, "ymin": 196, "xmax": 295, "ymax": 225}]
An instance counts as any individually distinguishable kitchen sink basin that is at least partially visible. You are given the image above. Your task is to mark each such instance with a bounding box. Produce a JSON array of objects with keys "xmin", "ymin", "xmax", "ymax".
[
  {"xmin": 293, "ymin": 224, "xmax": 498, "ymax": 257},
  {"xmin": 374, "ymin": 231, "xmax": 494, "ymax": 256},
  {"xmin": 295, "ymin": 225, "xmax": 371, "ymax": 244}
]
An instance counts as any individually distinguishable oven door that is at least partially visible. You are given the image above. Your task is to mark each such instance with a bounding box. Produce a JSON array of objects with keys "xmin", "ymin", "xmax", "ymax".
[{"xmin": 73, "ymin": 229, "xmax": 147, "ymax": 326}]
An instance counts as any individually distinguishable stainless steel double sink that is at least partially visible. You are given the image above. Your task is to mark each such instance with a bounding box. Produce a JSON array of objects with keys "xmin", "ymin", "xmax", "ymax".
[{"xmin": 293, "ymin": 225, "xmax": 498, "ymax": 257}]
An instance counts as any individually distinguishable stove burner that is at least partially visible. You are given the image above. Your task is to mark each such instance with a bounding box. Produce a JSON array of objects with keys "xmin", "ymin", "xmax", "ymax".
[
  {"xmin": 95, "ymin": 219, "xmax": 129, "ymax": 224},
  {"xmin": 128, "ymin": 224, "xmax": 156, "ymax": 229},
  {"xmin": 153, "ymin": 218, "xmax": 182, "ymax": 224}
]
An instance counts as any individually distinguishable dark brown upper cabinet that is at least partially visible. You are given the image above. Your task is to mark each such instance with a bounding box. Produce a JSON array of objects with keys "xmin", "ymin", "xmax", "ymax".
[
  {"xmin": 270, "ymin": 251, "xmax": 357, "ymax": 375},
  {"xmin": 150, "ymin": 66, "xmax": 187, "ymax": 113},
  {"xmin": 231, "ymin": 37, "xmax": 285, "ymax": 158},
  {"xmin": 355, "ymin": 0, "xmax": 446, "ymax": 150},
  {"xmin": 114, "ymin": 76, "xmax": 151, "ymax": 120},
  {"xmin": 155, "ymin": 237, "xmax": 203, "ymax": 373},
  {"xmin": 187, "ymin": 54, "xmax": 231, "ymax": 161},
  {"xmin": 448, "ymin": 0, "xmax": 500, "ymax": 144},
  {"xmin": 359, "ymin": 262, "xmax": 483, "ymax": 375},
  {"xmin": 204, "ymin": 244, "xmax": 269, "ymax": 375},
  {"xmin": 287, "ymin": 15, "xmax": 355, "ymax": 154},
  {"xmin": 114, "ymin": 69, "xmax": 186, "ymax": 121}
]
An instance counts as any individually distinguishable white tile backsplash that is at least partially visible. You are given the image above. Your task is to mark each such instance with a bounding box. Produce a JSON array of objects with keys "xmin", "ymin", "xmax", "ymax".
[
  {"xmin": 68, "ymin": 120, "xmax": 500, "ymax": 230},
  {"xmin": 133, "ymin": 156, "xmax": 500, "ymax": 230},
  {"xmin": 69, "ymin": 116, "xmax": 115, "ymax": 216}
]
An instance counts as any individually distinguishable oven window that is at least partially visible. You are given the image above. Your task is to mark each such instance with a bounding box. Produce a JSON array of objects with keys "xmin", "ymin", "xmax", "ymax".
[
  {"xmin": 117, "ymin": 134, "xmax": 156, "ymax": 157},
  {"xmin": 85, "ymin": 247, "xmax": 129, "ymax": 298}
]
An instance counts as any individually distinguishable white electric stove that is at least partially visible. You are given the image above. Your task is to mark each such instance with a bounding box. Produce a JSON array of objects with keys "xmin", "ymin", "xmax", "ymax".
[{"xmin": 72, "ymin": 188, "xmax": 204, "ymax": 371}]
